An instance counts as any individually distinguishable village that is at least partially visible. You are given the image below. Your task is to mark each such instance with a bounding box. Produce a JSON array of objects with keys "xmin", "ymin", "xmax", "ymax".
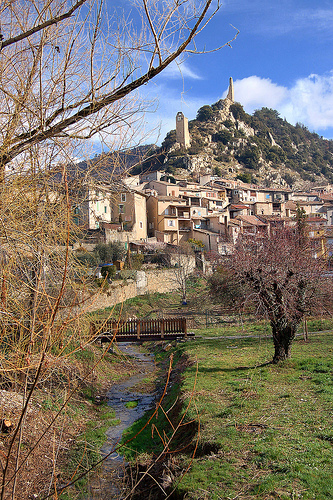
[
  {"xmin": 2, "ymin": 2, "xmax": 333, "ymax": 499},
  {"xmin": 72, "ymin": 164, "xmax": 333, "ymax": 262},
  {"xmin": 71, "ymin": 77, "xmax": 333, "ymax": 263}
]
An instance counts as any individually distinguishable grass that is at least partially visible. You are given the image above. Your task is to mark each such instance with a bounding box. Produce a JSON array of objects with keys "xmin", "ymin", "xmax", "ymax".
[
  {"xmin": 121, "ymin": 333, "xmax": 333, "ymax": 499},
  {"xmin": 60, "ymin": 404, "xmax": 120, "ymax": 499},
  {"xmin": 178, "ymin": 334, "xmax": 333, "ymax": 499},
  {"xmin": 125, "ymin": 400, "xmax": 138, "ymax": 408},
  {"xmin": 87, "ymin": 278, "xmax": 333, "ymax": 499}
]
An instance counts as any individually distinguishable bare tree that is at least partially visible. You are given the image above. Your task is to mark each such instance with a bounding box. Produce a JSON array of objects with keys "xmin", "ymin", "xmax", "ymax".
[
  {"xmin": 0, "ymin": 1, "xmax": 237, "ymax": 498},
  {"xmin": 0, "ymin": 0, "xmax": 238, "ymax": 175},
  {"xmin": 227, "ymin": 229, "xmax": 330, "ymax": 363},
  {"xmin": 166, "ymin": 243, "xmax": 196, "ymax": 304}
]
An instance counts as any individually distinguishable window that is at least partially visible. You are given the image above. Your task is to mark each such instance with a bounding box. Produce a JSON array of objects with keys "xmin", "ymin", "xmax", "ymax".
[
  {"xmin": 149, "ymin": 222, "xmax": 154, "ymax": 229},
  {"xmin": 167, "ymin": 219, "xmax": 175, "ymax": 227},
  {"xmin": 139, "ymin": 221, "xmax": 143, "ymax": 228},
  {"xmin": 119, "ymin": 204, "xmax": 124, "ymax": 213},
  {"xmin": 165, "ymin": 208, "xmax": 169, "ymax": 215},
  {"xmin": 96, "ymin": 201, "xmax": 99, "ymax": 211},
  {"xmin": 104, "ymin": 206, "xmax": 107, "ymax": 213},
  {"xmin": 121, "ymin": 193, "xmax": 126, "ymax": 202}
]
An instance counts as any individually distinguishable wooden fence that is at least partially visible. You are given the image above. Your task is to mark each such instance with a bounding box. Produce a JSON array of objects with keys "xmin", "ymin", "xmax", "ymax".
[{"xmin": 90, "ymin": 317, "xmax": 193, "ymax": 342}]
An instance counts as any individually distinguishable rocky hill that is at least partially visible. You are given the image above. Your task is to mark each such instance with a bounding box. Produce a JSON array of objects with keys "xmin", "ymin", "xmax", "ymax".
[{"xmin": 133, "ymin": 98, "xmax": 333, "ymax": 190}]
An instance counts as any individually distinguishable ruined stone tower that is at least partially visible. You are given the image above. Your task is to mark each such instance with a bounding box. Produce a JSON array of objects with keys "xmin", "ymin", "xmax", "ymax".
[
  {"xmin": 176, "ymin": 111, "xmax": 190, "ymax": 148},
  {"xmin": 226, "ymin": 77, "xmax": 234, "ymax": 102}
]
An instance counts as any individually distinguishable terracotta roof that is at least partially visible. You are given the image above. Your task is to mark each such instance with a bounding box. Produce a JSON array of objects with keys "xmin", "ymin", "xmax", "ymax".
[
  {"xmin": 154, "ymin": 196, "xmax": 186, "ymax": 203},
  {"xmin": 257, "ymin": 215, "xmax": 285, "ymax": 222},
  {"xmin": 229, "ymin": 204, "xmax": 250, "ymax": 210},
  {"xmin": 259, "ymin": 187, "xmax": 292, "ymax": 192},
  {"xmin": 298, "ymin": 200, "xmax": 324, "ymax": 206},
  {"xmin": 306, "ymin": 217, "xmax": 326, "ymax": 222},
  {"xmin": 285, "ymin": 200, "xmax": 297, "ymax": 209},
  {"xmin": 320, "ymin": 193, "xmax": 333, "ymax": 201},
  {"xmin": 236, "ymin": 215, "xmax": 268, "ymax": 226}
]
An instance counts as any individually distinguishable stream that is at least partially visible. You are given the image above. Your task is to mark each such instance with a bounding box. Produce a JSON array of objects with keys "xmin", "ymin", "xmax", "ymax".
[{"xmin": 88, "ymin": 343, "xmax": 157, "ymax": 500}]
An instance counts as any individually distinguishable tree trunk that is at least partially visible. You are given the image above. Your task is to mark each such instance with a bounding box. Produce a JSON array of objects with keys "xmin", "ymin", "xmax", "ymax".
[{"xmin": 271, "ymin": 321, "xmax": 298, "ymax": 363}]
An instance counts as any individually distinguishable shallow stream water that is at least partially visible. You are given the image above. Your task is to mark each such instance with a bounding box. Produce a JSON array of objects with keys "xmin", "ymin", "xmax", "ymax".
[{"xmin": 87, "ymin": 343, "xmax": 157, "ymax": 499}]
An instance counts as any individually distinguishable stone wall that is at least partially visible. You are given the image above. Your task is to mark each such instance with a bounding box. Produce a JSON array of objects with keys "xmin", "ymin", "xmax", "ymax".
[{"xmin": 84, "ymin": 268, "xmax": 181, "ymax": 312}]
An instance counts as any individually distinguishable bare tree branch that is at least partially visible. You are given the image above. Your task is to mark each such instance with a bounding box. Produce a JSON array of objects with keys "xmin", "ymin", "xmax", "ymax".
[{"xmin": 0, "ymin": 0, "xmax": 88, "ymax": 51}]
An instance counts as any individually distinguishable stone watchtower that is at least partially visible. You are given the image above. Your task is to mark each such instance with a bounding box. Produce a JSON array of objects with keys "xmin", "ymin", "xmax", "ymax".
[
  {"xmin": 176, "ymin": 111, "xmax": 190, "ymax": 148},
  {"xmin": 226, "ymin": 77, "xmax": 234, "ymax": 102}
]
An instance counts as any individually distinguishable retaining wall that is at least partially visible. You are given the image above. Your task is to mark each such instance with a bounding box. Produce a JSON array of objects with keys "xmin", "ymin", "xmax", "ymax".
[{"xmin": 85, "ymin": 269, "xmax": 181, "ymax": 312}]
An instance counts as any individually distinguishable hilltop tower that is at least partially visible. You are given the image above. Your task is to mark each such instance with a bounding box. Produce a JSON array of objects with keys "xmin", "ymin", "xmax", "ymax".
[
  {"xmin": 176, "ymin": 112, "xmax": 190, "ymax": 148},
  {"xmin": 226, "ymin": 77, "xmax": 234, "ymax": 102}
]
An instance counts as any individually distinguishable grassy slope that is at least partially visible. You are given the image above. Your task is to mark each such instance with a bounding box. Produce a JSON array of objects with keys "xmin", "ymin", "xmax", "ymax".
[
  {"xmin": 112, "ymin": 282, "xmax": 333, "ymax": 499},
  {"xmin": 176, "ymin": 333, "xmax": 333, "ymax": 500}
]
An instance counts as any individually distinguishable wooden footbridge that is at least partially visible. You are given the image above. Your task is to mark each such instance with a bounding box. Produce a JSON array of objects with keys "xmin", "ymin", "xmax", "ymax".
[{"xmin": 90, "ymin": 317, "xmax": 194, "ymax": 343}]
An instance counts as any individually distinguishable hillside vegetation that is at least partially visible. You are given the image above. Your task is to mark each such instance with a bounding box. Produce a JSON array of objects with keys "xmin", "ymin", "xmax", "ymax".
[{"xmin": 133, "ymin": 102, "xmax": 333, "ymax": 189}]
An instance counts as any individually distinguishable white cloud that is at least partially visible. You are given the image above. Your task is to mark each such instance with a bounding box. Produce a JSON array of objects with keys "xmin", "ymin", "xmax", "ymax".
[
  {"xmin": 161, "ymin": 60, "xmax": 203, "ymax": 80},
  {"xmin": 137, "ymin": 71, "xmax": 333, "ymax": 147},
  {"xmin": 232, "ymin": 76, "xmax": 288, "ymax": 110},
  {"xmin": 231, "ymin": 73, "xmax": 333, "ymax": 134}
]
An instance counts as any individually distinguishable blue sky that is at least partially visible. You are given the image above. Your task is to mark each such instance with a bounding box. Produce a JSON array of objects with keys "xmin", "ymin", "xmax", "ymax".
[{"xmin": 139, "ymin": 0, "xmax": 333, "ymax": 145}]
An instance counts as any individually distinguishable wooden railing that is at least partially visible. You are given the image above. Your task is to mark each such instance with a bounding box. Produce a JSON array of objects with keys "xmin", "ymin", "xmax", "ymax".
[{"xmin": 90, "ymin": 317, "xmax": 192, "ymax": 342}]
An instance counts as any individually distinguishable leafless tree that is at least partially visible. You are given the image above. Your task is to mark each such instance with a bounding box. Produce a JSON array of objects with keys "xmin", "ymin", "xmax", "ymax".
[
  {"xmin": 0, "ymin": 0, "xmax": 238, "ymax": 175},
  {"xmin": 228, "ymin": 229, "xmax": 330, "ymax": 363},
  {"xmin": 166, "ymin": 243, "xmax": 196, "ymax": 304},
  {"xmin": 0, "ymin": 1, "xmax": 238, "ymax": 498}
]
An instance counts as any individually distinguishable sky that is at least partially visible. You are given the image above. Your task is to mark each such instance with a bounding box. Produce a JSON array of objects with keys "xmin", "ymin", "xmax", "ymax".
[{"xmin": 138, "ymin": 0, "xmax": 333, "ymax": 146}]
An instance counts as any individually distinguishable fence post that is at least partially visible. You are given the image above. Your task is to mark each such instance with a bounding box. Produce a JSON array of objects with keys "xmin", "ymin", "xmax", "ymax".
[
  {"xmin": 161, "ymin": 319, "xmax": 165, "ymax": 339},
  {"xmin": 184, "ymin": 318, "xmax": 187, "ymax": 339},
  {"xmin": 137, "ymin": 320, "xmax": 141, "ymax": 340}
]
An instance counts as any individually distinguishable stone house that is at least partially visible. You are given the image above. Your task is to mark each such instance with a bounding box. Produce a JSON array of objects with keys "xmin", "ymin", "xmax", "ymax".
[
  {"xmin": 72, "ymin": 182, "xmax": 148, "ymax": 243},
  {"xmin": 106, "ymin": 187, "xmax": 148, "ymax": 242},
  {"xmin": 71, "ymin": 183, "xmax": 113, "ymax": 230},
  {"xmin": 147, "ymin": 195, "xmax": 191, "ymax": 245},
  {"xmin": 147, "ymin": 180, "xmax": 180, "ymax": 197}
]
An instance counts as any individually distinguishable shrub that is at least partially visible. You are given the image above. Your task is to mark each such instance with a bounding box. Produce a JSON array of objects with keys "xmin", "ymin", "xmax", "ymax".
[
  {"xmin": 196, "ymin": 105, "xmax": 214, "ymax": 122},
  {"xmin": 94, "ymin": 241, "xmax": 126, "ymax": 263},
  {"xmin": 212, "ymin": 130, "xmax": 232, "ymax": 145},
  {"xmin": 128, "ymin": 253, "xmax": 144, "ymax": 270}
]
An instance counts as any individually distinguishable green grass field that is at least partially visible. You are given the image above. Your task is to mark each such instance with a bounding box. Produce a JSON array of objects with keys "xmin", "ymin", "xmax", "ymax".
[
  {"xmin": 91, "ymin": 278, "xmax": 333, "ymax": 499},
  {"xmin": 122, "ymin": 333, "xmax": 333, "ymax": 499}
]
